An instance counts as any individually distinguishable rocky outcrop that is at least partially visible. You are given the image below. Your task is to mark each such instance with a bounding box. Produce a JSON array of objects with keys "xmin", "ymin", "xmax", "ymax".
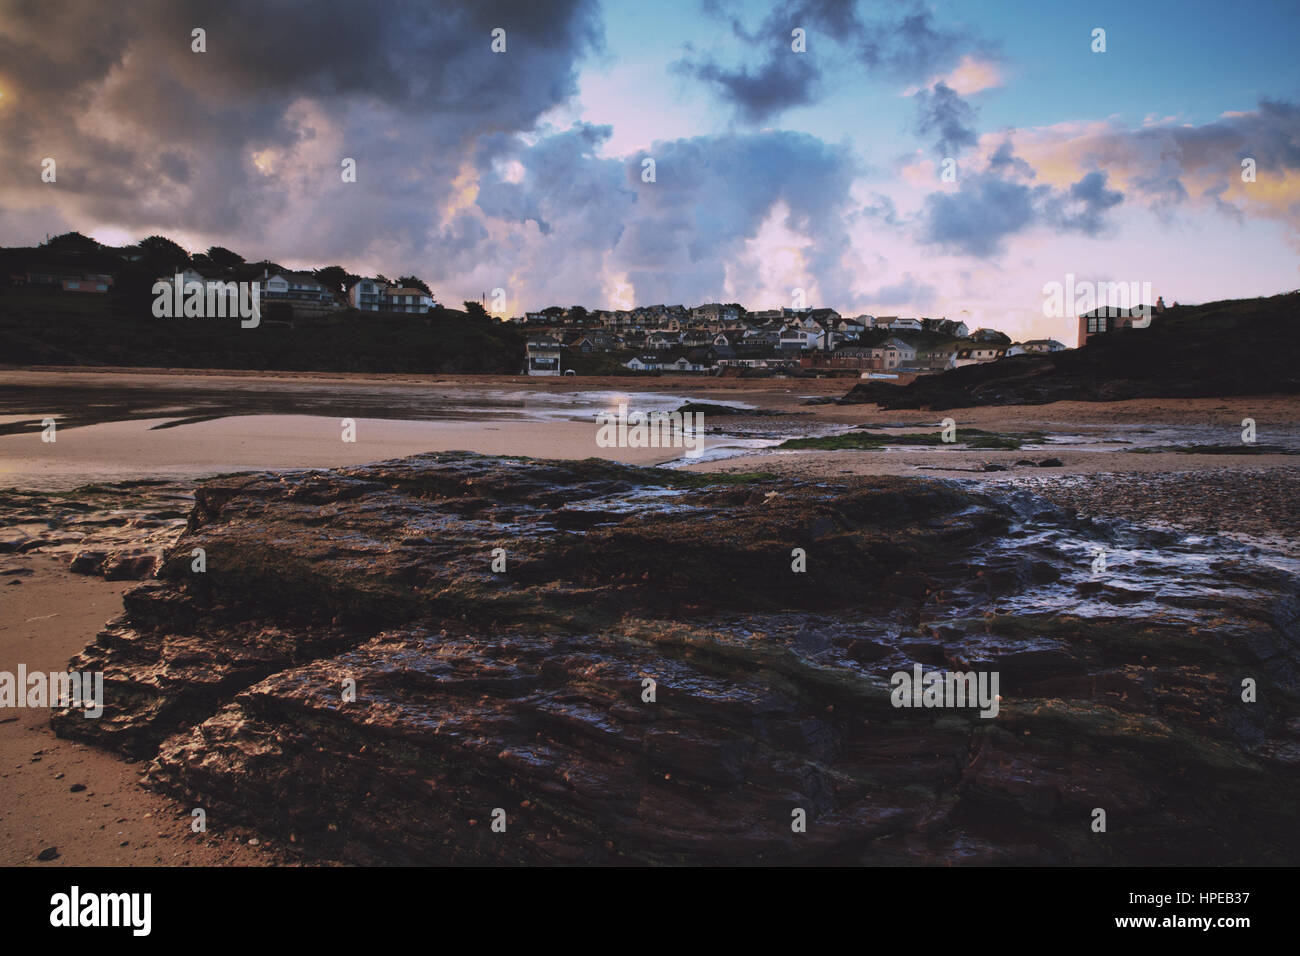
[
  {"xmin": 840, "ymin": 292, "xmax": 1300, "ymax": 409},
  {"xmin": 51, "ymin": 453, "xmax": 1300, "ymax": 864}
]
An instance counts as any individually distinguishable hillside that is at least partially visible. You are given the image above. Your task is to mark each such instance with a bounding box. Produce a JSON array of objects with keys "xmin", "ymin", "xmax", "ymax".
[
  {"xmin": 840, "ymin": 292, "xmax": 1300, "ymax": 409},
  {"xmin": 0, "ymin": 287, "xmax": 524, "ymax": 375}
]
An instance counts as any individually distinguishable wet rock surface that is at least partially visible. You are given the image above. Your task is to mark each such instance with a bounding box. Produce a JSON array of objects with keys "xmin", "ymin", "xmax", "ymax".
[
  {"xmin": 50, "ymin": 452, "xmax": 1300, "ymax": 864},
  {"xmin": 0, "ymin": 482, "xmax": 190, "ymax": 580}
]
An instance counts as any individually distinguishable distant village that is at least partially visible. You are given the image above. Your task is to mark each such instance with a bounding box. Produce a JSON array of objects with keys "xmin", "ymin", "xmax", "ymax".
[
  {"xmin": 515, "ymin": 304, "xmax": 1069, "ymax": 380},
  {"xmin": 2, "ymin": 232, "xmax": 1159, "ymax": 379}
]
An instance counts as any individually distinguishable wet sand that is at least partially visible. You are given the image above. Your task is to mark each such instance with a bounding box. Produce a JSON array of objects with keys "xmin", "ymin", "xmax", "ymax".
[{"xmin": 0, "ymin": 555, "xmax": 291, "ymax": 865}]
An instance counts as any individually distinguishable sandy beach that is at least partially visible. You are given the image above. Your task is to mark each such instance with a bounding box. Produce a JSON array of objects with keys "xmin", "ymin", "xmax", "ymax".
[{"xmin": 3, "ymin": 367, "xmax": 1298, "ymax": 865}]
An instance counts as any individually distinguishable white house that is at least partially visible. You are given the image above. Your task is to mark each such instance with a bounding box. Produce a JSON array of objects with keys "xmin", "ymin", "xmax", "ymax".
[
  {"xmin": 264, "ymin": 270, "xmax": 335, "ymax": 306},
  {"xmin": 386, "ymin": 287, "xmax": 436, "ymax": 313},
  {"xmin": 779, "ymin": 325, "xmax": 817, "ymax": 352},
  {"xmin": 666, "ymin": 355, "xmax": 706, "ymax": 372},
  {"xmin": 350, "ymin": 278, "xmax": 435, "ymax": 313},
  {"xmin": 950, "ymin": 346, "xmax": 1006, "ymax": 368},
  {"xmin": 624, "ymin": 354, "xmax": 660, "ymax": 371},
  {"xmin": 525, "ymin": 336, "xmax": 563, "ymax": 376},
  {"xmin": 1010, "ymin": 338, "xmax": 1068, "ymax": 355},
  {"xmin": 691, "ymin": 303, "xmax": 740, "ymax": 323},
  {"xmin": 889, "ymin": 316, "xmax": 923, "ymax": 332}
]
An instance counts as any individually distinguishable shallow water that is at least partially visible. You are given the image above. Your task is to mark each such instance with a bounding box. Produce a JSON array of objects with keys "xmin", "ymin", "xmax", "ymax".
[{"xmin": 0, "ymin": 377, "xmax": 773, "ymax": 489}]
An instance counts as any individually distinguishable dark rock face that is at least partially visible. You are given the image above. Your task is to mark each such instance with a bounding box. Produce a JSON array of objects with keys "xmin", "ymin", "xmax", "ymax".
[{"xmin": 51, "ymin": 453, "xmax": 1300, "ymax": 864}]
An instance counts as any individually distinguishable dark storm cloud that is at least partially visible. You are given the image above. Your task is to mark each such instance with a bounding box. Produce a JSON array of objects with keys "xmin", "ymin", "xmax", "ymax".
[
  {"xmin": 0, "ymin": 0, "xmax": 872, "ymax": 310},
  {"xmin": 913, "ymin": 81, "xmax": 978, "ymax": 158},
  {"xmin": 677, "ymin": 0, "xmax": 986, "ymax": 123},
  {"xmin": 0, "ymin": 0, "xmax": 603, "ymax": 249}
]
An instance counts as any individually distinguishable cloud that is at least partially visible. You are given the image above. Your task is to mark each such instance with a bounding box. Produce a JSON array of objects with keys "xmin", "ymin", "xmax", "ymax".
[
  {"xmin": 1052, "ymin": 171, "xmax": 1124, "ymax": 233},
  {"xmin": 672, "ymin": 47, "xmax": 821, "ymax": 124},
  {"xmin": 0, "ymin": 0, "xmax": 873, "ymax": 311},
  {"xmin": 676, "ymin": 0, "xmax": 989, "ymax": 123},
  {"xmin": 0, "ymin": 0, "xmax": 604, "ymax": 263},
  {"xmin": 467, "ymin": 125, "xmax": 862, "ymax": 308},
  {"xmin": 912, "ymin": 99, "xmax": 1300, "ymax": 262},
  {"xmin": 902, "ymin": 53, "xmax": 1003, "ymax": 97},
  {"xmin": 920, "ymin": 140, "xmax": 1124, "ymax": 257},
  {"xmin": 922, "ymin": 172, "xmax": 1043, "ymax": 257},
  {"xmin": 994, "ymin": 100, "xmax": 1300, "ymax": 228},
  {"xmin": 914, "ymin": 81, "xmax": 978, "ymax": 159},
  {"xmin": 861, "ymin": 272, "xmax": 939, "ymax": 310}
]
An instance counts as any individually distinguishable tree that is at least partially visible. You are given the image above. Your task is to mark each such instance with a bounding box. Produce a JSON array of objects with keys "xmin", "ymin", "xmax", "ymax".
[
  {"xmin": 542, "ymin": 306, "xmax": 564, "ymax": 318},
  {"xmin": 206, "ymin": 246, "xmax": 245, "ymax": 269},
  {"xmin": 43, "ymin": 231, "xmax": 98, "ymax": 254},
  {"xmin": 138, "ymin": 235, "xmax": 190, "ymax": 273},
  {"xmin": 463, "ymin": 301, "xmax": 489, "ymax": 321},
  {"xmin": 568, "ymin": 305, "xmax": 590, "ymax": 324},
  {"xmin": 314, "ymin": 266, "xmax": 360, "ymax": 295},
  {"xmin": 397, "ymin": 275, "xmax": 431, "ymax": 295}
]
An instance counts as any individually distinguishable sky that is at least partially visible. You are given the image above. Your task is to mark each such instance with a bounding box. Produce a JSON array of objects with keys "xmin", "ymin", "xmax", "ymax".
[{"xmin": 1, "ymin": 0, "xmax": 1297, "ymax": 342}]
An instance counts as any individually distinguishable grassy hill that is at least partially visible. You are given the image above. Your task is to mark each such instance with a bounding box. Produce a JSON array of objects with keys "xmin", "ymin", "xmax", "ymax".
[
  {"xmin": 840, "ymin": 292, "xmax": 1300, "ymax": 409},
  {"xmin": 0, "ymin": 288, "xmax": 524, "ymax": 374}
]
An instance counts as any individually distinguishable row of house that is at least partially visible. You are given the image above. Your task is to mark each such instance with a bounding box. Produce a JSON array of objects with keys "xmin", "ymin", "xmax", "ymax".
[
  {"xmin": 153, "ymin": 267, "xmax": 440, "ymax": 315},
  {"xmin": 543, "ymin": 315, "xmax": 975, "ymax": 357},
  {"xmin": 514, "ymin": 304, "xmax": 972, "ymax": 338},
  {"xmin": 17, "ymin": 267, "xmax": 115, "ymax": 293},
  {"xmin": 522, "ymin": 301, "xmax": 1070, "ymax": 376}
]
